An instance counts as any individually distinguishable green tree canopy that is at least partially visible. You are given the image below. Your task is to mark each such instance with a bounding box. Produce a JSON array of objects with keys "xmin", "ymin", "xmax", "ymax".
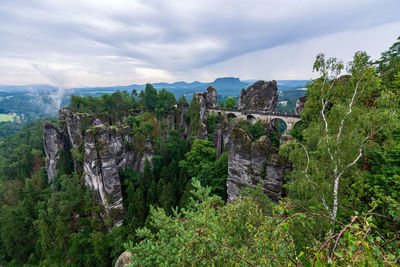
[
  {"xmin": 156, "ymin": 89, "xmax": 176, "ymax": 114},
  {"xmin": 179, "ymin": 139, "xmax": 215, "ymax": 177},
  {"xmin": 224, "ymin": 97, "xmax": 237, "ymax": 109},
  {"xmin": 281, "ymin": 51, "xmax": 398, "ymax": 227},
  {"xmin": 144, "ymin": 83, "xmax": 158, "ymax": 111}
]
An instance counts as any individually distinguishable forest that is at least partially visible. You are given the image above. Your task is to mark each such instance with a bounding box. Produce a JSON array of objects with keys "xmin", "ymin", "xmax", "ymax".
[{"xmin": 0, "ymin": 37, "xmax": 399, "ymax": 266}]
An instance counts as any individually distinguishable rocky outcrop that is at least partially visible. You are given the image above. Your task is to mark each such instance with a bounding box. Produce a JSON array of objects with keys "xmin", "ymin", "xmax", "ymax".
[
  {"xmin": 177, "ymin": 101, "xmax": 189, "ymax": 137},
  {"xmin": 213, "ymin": 117, "xmax": 230, "ymax": 158},
  {"xmin": 197, "ymin": 123, "xmax": 208, "ymax": 140},
  {"xmin": 238, "ymin": 80, "xmax": 278, "ymax": 112},
  {"xmin": 43, "ymin": 109, "xmax": 155, "ymax": 227},
  {"xmin": 115, "ymin": 252, "xmax": 133, "ymax": 267},
  {"xmin": 194, "ymin": 86, "xmax": 218, "ymax": 123},
  {"xmin": 43, "ymin": 121, "xmax": 70, "ymax": 182},
  {"xmin": 82, "ymin": 125, "xmax": 127, "ymax": 226},
  {"xmin": 295, "ymin": 95, "xmax": 307, "ymax": 116},
  {"xmin": 205, "ymin": 86, "xmax": 217, "ymax": 108},
  {"xmin": 226, "ymin": 120, "xmax": 289, "ymax": 202}
]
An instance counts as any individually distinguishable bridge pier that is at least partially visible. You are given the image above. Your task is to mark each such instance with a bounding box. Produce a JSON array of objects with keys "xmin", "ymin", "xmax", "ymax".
[{"xmin": 286, "ymin": 122, "xmax": 294, "ymax": 132}]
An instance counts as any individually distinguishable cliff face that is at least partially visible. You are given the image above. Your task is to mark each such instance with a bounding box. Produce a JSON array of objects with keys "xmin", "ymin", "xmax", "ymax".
[
  {"xmin": 177, "ymin": 102, "xmax": 189, "ymax": 137},
  {"xmin": 43, "ymin": 121, "xmax": 70, "ymax": 182},
  {"xmin": 226, "ymin": 120, "xmax": 289, "ymax": 202},
  {"xmin": 43, "ymin": 109, "xmax": 156, "ymax": 226},
  {"xmin": 82, "ymin": 125, "xmax": 133, "ymax": 226},
  {"xmin": 190, "ymin": 82, "xmax": 288, "ymax": 202},
  {"xmin": 194, "ymin": 86, "xmax": 217, "ymax": 123},
  {"xmin": 238, "ymin": 80, "xmax": 278, "ymax": 112},
  {"xmin": 295, "ymin": 95, "xmax": 307, "ymax": 116},
  {"xmin": 44, "ymin": 82, "xmax": 292, "ymax": 224}
]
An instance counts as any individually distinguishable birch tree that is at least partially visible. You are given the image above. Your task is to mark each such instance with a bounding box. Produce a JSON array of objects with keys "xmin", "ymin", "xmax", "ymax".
[{"xmin": 281, "ymin": 51, "xmax": 398, "ymax": 225}]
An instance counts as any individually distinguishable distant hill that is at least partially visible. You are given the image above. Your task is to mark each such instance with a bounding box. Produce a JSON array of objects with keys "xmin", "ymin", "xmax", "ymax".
[
  {"xmin": 0, "ymin": 84, "xmax": 58, "ymax": 93},
  {"xmin": 276, "ymin": 80, "xmax": 309, "ymax": 90},
  {"xmin": 0, "ymin": 77, "xmax": 310, "ymax": 98}
]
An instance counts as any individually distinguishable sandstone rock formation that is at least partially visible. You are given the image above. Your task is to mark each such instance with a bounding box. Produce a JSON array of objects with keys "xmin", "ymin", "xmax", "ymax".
[
  {"xmin": 43, "ymin": 109, "xmax": 156, "ymax": 226},
  {"xmin": 226, "ymin": 119, "xmax": 289, "ymax": 202},
  {"xmin": 194, "ymin": 86, "xmax": 217, "ymax": 123},
  {"xmin": 43, "ymin": 121, "xmax": 70, "ymax": 182},
  {"xmin": 295, "ymin": 95, "xmax": 307, "ymax": 116},
  {"xmin": 82, "ymin": 125, "xmax": 127, "ymax": 226},
  {"xmin": 177, "ymin": 101, "xmax": 189, "ymax": 137},
  {"xmin": 115, "ymin": 252, "xmax": 133, "ymax": 267},
  {"xmin": 213, "ymin": 117, "xmax": 229, "ymax": 158},
  {"xmin": 205, "ymin": 86, "xmax": 217, "ymax": 109},
  {"xmin": 238, "ymin": 80, "xmax": 278, "ymax": 112}
]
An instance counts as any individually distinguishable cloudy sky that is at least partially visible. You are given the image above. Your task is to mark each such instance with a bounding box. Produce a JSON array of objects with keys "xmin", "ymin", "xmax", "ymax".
[{"xmin": 1, "ymin": 0, "xmax": 400, "ymax": 87}]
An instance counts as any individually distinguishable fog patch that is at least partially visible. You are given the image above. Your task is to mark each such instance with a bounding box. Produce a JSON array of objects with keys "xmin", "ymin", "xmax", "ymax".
[{"xmin": 33, "ymin": 64, "xmax": 71, "ymax": 115}]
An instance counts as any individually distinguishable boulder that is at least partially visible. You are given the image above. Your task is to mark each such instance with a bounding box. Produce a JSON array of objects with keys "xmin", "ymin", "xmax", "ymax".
[{"xmin": 115, "ymin": 252, "xmax": 133, "ymax": 267}]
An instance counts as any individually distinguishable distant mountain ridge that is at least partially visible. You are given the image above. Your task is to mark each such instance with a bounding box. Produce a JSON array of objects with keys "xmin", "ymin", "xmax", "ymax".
[{"xmin": 0, "ymin": 77, "xmax": 309, "ymax": 97}]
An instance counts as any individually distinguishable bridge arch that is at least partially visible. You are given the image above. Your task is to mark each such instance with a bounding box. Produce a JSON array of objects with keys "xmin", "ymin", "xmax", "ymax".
[
  {"xmin": 247, "ymin": 114, "xmax": 256, "ymax": 123},
  {"xmin": 271, "ymin": 118, "xmax": 287, "ymax": 134},
  {"xmin": 227, "ymin": 113, "xmax": 237, "ymax": 119}
]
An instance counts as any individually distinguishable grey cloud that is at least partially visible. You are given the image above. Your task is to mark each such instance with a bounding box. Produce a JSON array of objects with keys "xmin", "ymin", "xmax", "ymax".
[{"xmin": 0, "ymin": 0, "xmax": 400, "ymax": 85}]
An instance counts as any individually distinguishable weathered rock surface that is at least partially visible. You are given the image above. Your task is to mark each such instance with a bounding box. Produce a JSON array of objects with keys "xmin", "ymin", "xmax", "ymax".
[
  {"xmin": 238, "ymin": 80, "xmax": 278, "ymax": 112},
  {"xmin": 213, "ymin": 117, "xmax": 229, "ymax": 158},
  {"xmin": 197, "ymin": 123, "xmax": 208, "ymax": 140},
  {"xmin": 115, "ymin": 252, "xmax": 133, "ymax": 267},
  {"xmin": 194, "ymin": 86, "xmax": 218, "ymax": 123},
  {"xmin": 43, "ymin": 109, "xmax": 156, "ymax": 227},
  {"xmin": 43, "ymin": 121, "xmax": 70, "ymax": 182},
  {"xmin": 205, "ymin": 86, "xmax": 217, "ymax": 108},
  {"xmin": 295, "ymin": 95, "xmax": 307, "ymax": 116},
  {"xmin": 177, "ymin": 101, "xmax": 189, "ymax": 137},
  {"xmin": 226, "ymin": 120, "xmax": 289, "ymax": 202},
  {"xmin": 83, "ymin": 125, "xmax": 126, "ymax": 226}
]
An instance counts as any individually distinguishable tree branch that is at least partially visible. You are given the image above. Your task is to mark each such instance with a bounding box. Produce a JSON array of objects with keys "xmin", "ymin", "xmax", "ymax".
[
  {"xmin": 337, "ymin": 72, "xmax": 366, "ymax": 141},
  {"xmin": 332, "ymin": 126, "xmax": 385, "ymax": 220},
  {"xmin": 299, "ymin": 142, "xmax": 332, "ymax": 217}
]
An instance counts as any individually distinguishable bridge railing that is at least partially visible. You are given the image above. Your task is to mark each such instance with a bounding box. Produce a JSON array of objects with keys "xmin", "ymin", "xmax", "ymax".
[{"xmin": 207, "ymin": 108, "xmax": 300, "ymax": 119}]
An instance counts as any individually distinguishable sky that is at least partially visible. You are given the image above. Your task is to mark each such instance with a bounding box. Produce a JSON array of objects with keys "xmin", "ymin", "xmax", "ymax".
[{"xmin": 0, "ymin": 0, "xmax": 400, "ymax": 87}]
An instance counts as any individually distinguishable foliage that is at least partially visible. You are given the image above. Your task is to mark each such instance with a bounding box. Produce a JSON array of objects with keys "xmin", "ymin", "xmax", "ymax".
[
  {"xmin": 177, "ymin": 95, "xmax": 188, "ymax": 105},
  {"xmin": 126, "ymin": 180, "xmax": 399, "ymax": 266},
  {"xmin": 144, "ymin": 83, "xmax": 158, "ymax": 111},
  {"xmin": 3, "ymin": 37, "xmax": 400, "ymax": 267},
  {"xmin": 205, "ymin": 114, "xmax": 220, "ymax": 141},
  {"xmin": 188, "ymin": 96, "xmax": 200, "ymax": 135},
  {"xmin": 156, "ymin": 88, "xmax": 176, "ymax": 115},
  {"xmin": 179, "ymin": 139, "xmax": 216, "ymax": 177},
  {"xmin": 276, "ymin": 89, "xmax": 306, "ymax": 113},
  {"xmin": 69, "ymin": 90, "xmax": 136, "ymax": 125},
  {"xmin": 377, "ymin": 35, "xmax": 400, "ymax": 93},
  {"xmin": 248, "ymin": 120, "xmax": 265, "ymax": 140},
  {"xmin": 224, "ymin": 97, "xmax": 237, "ymax": 109},
  {"xmin": 281, "ymin": 51, "xmax": 398, "ymax": 231},
  {"xmin": 363, "ymin": 129, "xmax": 400, "ymax": 202}
]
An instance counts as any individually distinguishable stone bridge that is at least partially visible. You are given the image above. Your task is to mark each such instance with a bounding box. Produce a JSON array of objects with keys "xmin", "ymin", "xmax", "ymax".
[{"xmin": 207, "ymin": 108, "xmax": 301, "ymax": 132}]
